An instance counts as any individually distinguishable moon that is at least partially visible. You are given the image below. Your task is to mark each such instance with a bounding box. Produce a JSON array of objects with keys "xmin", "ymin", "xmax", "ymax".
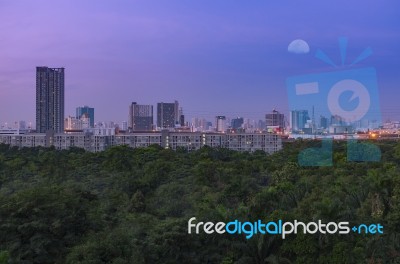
[{"xmin": 288, "ymin": 39, "xmax": 310, "ymax": 54}]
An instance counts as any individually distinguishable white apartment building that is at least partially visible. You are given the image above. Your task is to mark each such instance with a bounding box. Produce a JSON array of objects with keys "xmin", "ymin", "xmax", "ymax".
[{"xmin": 0, "ymin": 131, "xmax": 282, "ymax": 154}]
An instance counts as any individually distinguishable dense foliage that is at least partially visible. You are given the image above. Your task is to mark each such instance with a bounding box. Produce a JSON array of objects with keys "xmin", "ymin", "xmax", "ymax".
[{"xmin": 0, "ymin": 140, "xmax": 400, "ymax": 263}]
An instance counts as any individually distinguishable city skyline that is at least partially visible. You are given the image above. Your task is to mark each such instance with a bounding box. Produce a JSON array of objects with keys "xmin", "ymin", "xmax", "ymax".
[{"xmin": 0, "ymin": 1, "xmax": 399, "ymax": 124}]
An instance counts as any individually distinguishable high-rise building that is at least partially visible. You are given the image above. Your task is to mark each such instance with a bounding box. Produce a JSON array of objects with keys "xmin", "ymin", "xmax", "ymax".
[
  {"xmin": 216, "ymin": 116, "xmax": 226, "ymax": 132},
  {"xmin": 231, "ymin": 117, "xmax": 244, "ymax": 129},
  {"xmin": 258, "ymin": 120, "xmax": 266, "ymax": 130},
  {"xmin": 179, "ymin": 107, "xmax": 185, "ymax": 127},
  {"xmin": 76, "ymin": 106, "xmax": 95, "ymax": 127},
  {"xmin": 129, "ymin": 102, "xmax": 153, "ymax": 131},
  {"xmin": 191, "ymin": 117, "xmax": 209, "ymax": 132},
  {"xmin": 320, "ymin": 116, "xmax": 328, "ymax": 129},
  {"xmin": 157, "ymin": 101, "xmax": 179, "ymax": 129},
  {"xmin": 290, "ymin": 110, "xmax": 310, "ymax": 131},
  {"xmin": 36, "ymin": 67, "xmax": 65, "ymax": 133},
  {"xmin": 265, "ymin": 109, "xmax": 285, "ymax": 130},
  {"xmin": 64, "ymin": 116, "xmax": 90, "ymax": 131},
  {"xmin": 243, "ymin": 119, "xmax": 256, "ymax": 131},
  {"xmin": 121, "ymin": 121, "xmax": 128, "ymax": 131},
  {"xmin": 331, "ymin": 115, "xmax": 345, "ymax": 126}
]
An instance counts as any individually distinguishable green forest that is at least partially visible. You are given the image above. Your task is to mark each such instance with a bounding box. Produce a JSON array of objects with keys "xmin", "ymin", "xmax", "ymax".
[{"xmin": 0, "ymin": 140, "xmax": 400, "ymax": 264}]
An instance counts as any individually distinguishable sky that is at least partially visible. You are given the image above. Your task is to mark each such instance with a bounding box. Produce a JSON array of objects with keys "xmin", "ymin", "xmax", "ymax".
[{"xmin": 0, "ymin": 0, "xmax": 399, "ymax": 126}]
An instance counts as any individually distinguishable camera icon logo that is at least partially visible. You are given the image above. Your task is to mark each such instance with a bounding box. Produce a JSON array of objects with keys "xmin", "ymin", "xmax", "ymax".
[
  {"xmin": 328, "ymin": 79, "xmax": 370, "ymax": 123},
  {"xmin": 286, "ymin": 38, "xmax": 381, "ymax": 166}
]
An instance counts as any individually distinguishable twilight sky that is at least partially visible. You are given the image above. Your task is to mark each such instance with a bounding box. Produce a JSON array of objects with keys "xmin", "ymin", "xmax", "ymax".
[{"xmin": 0, "ymin": 0, "xmax": 399, "ymax": 126}]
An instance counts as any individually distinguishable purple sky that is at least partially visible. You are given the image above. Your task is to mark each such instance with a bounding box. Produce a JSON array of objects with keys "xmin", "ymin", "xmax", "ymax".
[{"xmin": 0, "ymin": 0, "xmax": 399, "ymax": 125}]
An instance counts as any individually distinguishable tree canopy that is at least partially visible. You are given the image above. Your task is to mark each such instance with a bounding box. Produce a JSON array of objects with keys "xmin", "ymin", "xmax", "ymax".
[{"xmin": 0, "ymin": 141, "xmax": 399, "ymax": 263}]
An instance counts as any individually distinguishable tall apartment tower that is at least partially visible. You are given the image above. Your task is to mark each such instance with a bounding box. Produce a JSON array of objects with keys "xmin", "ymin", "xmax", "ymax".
[
  {"xmin": 76, "ymin": 106, "xmax": 95, "ymax": 127},
  {"xmin": 157, "ymin": 101, "xmax": 179, "ymax": 129},
  {"xmin": 36, "ymin": 67, "xmax": 65, "ymax": 133},
  {"xmin": 128, "ymin": 102, "xmax": 154, "ymax": 131}
]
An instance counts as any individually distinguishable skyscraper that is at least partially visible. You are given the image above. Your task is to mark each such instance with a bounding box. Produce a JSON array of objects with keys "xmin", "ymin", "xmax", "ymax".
[
  {"xmin": 320, "ymin": 116, "xmax": 328, "ymax": 129},
  {"xmin": 129, "ymin": 102, "xmax": 153, "ymax": 131},
  {"xmin": 231, "ymin": 117, "xmax": 244, "ymax": 129},
  {"xmin": 76, "ymin": 106, "xmax": 95, "ymax": 127},
  {"xmin": 36, "ymin": 67, "xmax": 65, "ymax": 133},
  {"xmin": 331, "ymin": 115, "xmax": 345, "ymax": 126},
  {"xmin": 179, "ymin": 107, "xmax": 185, "ymax": 127},
  {"xmin": 290, "ymin": 110, "xmax": 310, "ymax": 132},
  {"xmin": 265, "ymin": 109, "xmax": 285, "ymax": 130},
  {"xmin": 157, "ymin": 101, "xmax": 179, "ymax": 129}
]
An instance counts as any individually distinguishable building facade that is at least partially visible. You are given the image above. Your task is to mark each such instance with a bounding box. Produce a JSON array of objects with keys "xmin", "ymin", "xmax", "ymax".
[
  {"xmin": 290, "ymin": 110, "xmax": 309, "ymax": 132},
  {"xmin": 128, "ymin": 102, "xmax": 153, "ymax": 131},
  {"xmin": 157, "ymin": 101, "xmax": 179, "ymax": 129},
  {"xmin": 0, "ymin": 131, "xmax": 282, "ymax": 154},
  {"xmin": 65, "ymin": 116, "xmax": 90, "ymax": 131},
  {"xmin": 320, "ymin": 116, "xmax": 328, "ymax": 129},
  {"xmin": 231, "ymin": 117, "xmax": 244, "ymax": 129},
  {"xmin": 266, "ymin": 109, "xmax": 285, "ymax": 131},
  {"xmin": 216, "ymin": 116, "xmax": 226, "ymax": 132},
  {"xmin": 76, "ymin": 106, "xmax": 95, "ymax": 127},
  {"xmin": 36, "ymin": 67, "xmax": 65, "ymax": 133}
]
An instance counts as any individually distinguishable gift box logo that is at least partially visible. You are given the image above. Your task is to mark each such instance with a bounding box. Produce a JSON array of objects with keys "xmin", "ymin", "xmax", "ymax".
[{"xmin": 286, "ymin": 38, "xmax": 381, "ymax": 166}]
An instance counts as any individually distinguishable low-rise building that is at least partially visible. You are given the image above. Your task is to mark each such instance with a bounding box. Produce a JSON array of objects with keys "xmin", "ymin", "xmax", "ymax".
[{"xmin": 0, "ymin": 131, "xmax": 282, "ymax": 154}]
